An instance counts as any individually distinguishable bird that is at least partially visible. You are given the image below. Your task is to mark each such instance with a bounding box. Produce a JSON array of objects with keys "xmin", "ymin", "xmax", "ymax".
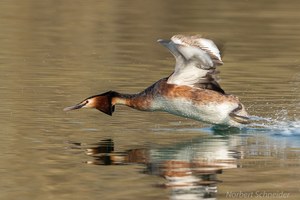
[{"xmin": 64, "ymin": 34, "xmax": 250, "ymax": 127}]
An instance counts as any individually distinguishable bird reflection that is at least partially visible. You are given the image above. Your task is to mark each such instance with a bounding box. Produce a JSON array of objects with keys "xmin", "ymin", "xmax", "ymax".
[
  {"xmin": 79, "ymin": 139, "xmax": 148, "ymax": 165},
  {"xmin": 70, "ymin": 137, "xmax": 241, "ymax": 200}
]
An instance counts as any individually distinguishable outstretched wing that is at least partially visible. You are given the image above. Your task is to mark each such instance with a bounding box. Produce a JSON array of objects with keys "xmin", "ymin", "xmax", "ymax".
[{"xmin": 158, "ymin": 35, "xmax": 225, "ymax": 94}]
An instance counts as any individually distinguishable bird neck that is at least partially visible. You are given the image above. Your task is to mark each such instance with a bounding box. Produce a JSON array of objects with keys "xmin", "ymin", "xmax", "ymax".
[{"xmin": 112, "ymin": 91, "xmax": 152, "ymax": 111}]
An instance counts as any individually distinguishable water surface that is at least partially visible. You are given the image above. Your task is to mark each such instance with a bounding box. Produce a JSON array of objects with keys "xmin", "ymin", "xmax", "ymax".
[{"xmin": 0, "ymin": 0, "xmax": 300, "ymax": 200}]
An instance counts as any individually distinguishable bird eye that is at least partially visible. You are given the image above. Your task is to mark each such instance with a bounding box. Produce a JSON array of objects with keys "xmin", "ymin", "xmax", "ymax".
[{"xmin": 86, "ymin": 100, "xmax": 89, "ymax": 104}]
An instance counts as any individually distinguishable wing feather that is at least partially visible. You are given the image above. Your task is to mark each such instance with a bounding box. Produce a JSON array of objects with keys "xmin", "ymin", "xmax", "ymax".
[{"xmin": 158, "ymin": 35, "xmax": 225, "ymax": 94}]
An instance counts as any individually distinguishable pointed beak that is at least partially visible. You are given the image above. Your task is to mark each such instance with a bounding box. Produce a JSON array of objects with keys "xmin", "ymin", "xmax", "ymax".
[{"xmin": 63, "ymin": 101, "xmax": 87, "ymax": 111}]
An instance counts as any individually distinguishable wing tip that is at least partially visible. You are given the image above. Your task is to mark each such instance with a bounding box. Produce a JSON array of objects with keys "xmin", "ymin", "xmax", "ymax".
[{"xmin": 157, "ymin": 39, "xmax": 171, "ymax": 44}]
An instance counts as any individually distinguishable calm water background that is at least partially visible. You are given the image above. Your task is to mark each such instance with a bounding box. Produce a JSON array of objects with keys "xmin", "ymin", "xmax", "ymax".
[{"xmin": 1, "ymin": 0, "xmax": 300, "ymax": 199}]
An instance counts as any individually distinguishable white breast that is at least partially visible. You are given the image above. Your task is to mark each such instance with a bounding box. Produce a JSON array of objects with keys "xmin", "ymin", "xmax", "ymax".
[{"xmin": 151, "ymin": 97, "xmax": 238, "ymax": 126}]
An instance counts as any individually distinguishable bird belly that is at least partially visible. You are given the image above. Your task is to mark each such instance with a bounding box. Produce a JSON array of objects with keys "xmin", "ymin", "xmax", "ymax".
[{"xmin": 151, "ymin": 97, "xmax": 239, "ymax": 126}]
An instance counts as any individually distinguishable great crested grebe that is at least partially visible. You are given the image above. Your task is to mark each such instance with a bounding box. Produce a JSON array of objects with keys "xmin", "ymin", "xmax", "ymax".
[{"xmin": 64, "ymin": 35, "xmax": 250, "ymax": 127}]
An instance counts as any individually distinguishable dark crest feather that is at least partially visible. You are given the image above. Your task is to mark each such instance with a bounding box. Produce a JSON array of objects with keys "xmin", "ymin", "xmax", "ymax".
[{"xmin": 91, "ymin": 91, "xmax": 117, "ymax": 116}]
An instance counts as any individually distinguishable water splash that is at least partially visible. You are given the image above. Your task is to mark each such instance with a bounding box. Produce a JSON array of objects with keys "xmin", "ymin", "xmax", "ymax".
[
  {"xmin": 247, "ymin": 111, "xmax": 300, "ymax": 136},
  {"xmin": 259, "ymin": 118, "xmax": 300, "ymax": 136}
]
